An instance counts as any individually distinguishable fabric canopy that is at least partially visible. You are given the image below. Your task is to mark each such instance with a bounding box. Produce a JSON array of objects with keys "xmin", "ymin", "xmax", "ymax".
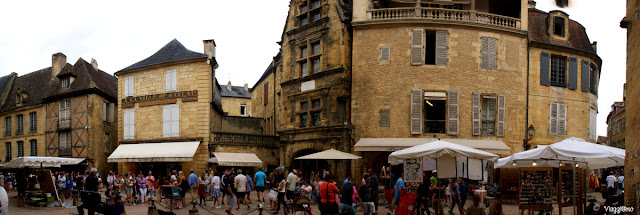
[
  {"xmin": 295, "ymin": 149, "xmax": 362, "ymax": 160},
  {"xmin": 108, "ymin": 142, "xmax": 200, "ymax": 163},
  {"xmin": 209, "ymin": 152, "xmax": 263, "ymax": 167},
  {"xmin": 388, "ymin": 140, "xmax": 499, "ymax": 165},
  {"xmin": 495, "ymin": 137, "xmax": 625, "ymax": 169},
  {"xmin": 5, "ymin": 156, "xmax": 85, "ymax": 168},
  {"xmin": 354, "ymin": 138, "xmax": 511, "ymax": 155}
]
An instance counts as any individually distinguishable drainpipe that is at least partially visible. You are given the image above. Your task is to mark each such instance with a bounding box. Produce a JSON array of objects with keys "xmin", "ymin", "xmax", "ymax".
[{"xmin": 525, "ymin": 39, "xmax": 530, "ymax": 151}]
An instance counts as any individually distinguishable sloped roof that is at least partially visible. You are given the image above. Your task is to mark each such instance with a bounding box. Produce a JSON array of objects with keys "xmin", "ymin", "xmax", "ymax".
[
  {"xmin": 221, "ymin": 86, "xmax": 251, "ymax": 98},
  {"xmin": 1, "ymin": 58, "xmax": 117, "ymax": 112},
  {"xmin": 251, "ymin": 52, "xmax": 281, "ymax": 91},
  {"xmin": 118, "ymin": 39, "xmax": 209, "ymax": 73},
  {"xmin": 528, "ymin": 8, "xmax": 596, "ymax": 54}
]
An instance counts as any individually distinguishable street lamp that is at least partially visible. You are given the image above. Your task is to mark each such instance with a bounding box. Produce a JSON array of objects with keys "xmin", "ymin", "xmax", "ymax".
[{"xmin": 524, "ymin": 125, "xmax": 536, "ymax": 150}]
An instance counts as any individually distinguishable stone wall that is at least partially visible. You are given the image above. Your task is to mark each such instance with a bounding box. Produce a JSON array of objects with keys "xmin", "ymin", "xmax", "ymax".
[
  {"xmin": 86, "ymin": 94, "xmax": 117, "ymax": 173},
  {"xmin": 624, "ymin": 0, "xmax": 640, "ymax": 208},
  {"xmin": 251, "ymin": 70, "xmax": 278, "ymax": 136},
  {"xmin": 608, "ymin": 108, "xmax": 626, "ymax": 148},
  {"xmin": 0, "ymin": 105, "xmax": 46, "ymax": 162},
  {"xmin": 221, "ymin": 116, "xmax": 264, "ymax": 135},
  {"xmin": 221, "ymin": 97, "xmax": 251, "ymax": 117}
]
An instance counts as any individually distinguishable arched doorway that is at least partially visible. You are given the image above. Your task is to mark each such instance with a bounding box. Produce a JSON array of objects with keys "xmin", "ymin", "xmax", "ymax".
[{"xmin": 290, "ymin": 149, "xmax": 329, "ymax": 181}]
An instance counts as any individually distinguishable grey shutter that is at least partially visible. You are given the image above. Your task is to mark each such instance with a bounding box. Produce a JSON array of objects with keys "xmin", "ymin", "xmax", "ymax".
[
  {"xmin": 410, "ymin": 89, "xmax": 423, "ymax": 134},
  {"xmin": 447, "ymin": 90, "xmax": 459, "ymax": 135},
  {"xmin": 411, "ymin": 30, "xmax": 423, "ymax": 65},
  {"xmin": 163, "ymin": 106, "xmax": 170, "ymax": 137},
  {"xmin": 568, "ymin": 57, "xmax": 578, "ymax": 89},
  {"xmin": 549, "ymin": 103, "xmax": 557, "ymax": 135},
  {"xmin": 380, "ymin": 46, "xmax": 391, "ymax": 62},
  {"xmin": 497, "ymin": 95, "xmax": 505, "ymax": 137},
  {"xmin": 481, "ymin": 37, "xmax": 497, "ymax": 69},
  {"xmin": 472, "ymin": 93, "xmax": 480, "ymax": 135},
  {"xmin": 103, "ymin": 102, "xmax": 107, "ymax": 121},
  {"xmin": 540, "ymin": 52, "xmax": 550, "ymax": 86},
  {"xmin": 558, "ymin": 103, "xmax": 567, "ymax": 135},
  {"xmin": 595, "ymin": 68, "xmax": 599, "ymax": 96},
  {"xmin": 108, "ymin": 103, "xmax": 115, "ymax": 122},
  {"xmin": 581, "ymin": 60, "xmax": 589, "ymax": 92},
  {"xmin": 481, "ymin": 38, "xmax": 489, "ymax": 69},
  {"xmin": 435, "ymin": 30, "xmax": 448, "ymax": 65}
]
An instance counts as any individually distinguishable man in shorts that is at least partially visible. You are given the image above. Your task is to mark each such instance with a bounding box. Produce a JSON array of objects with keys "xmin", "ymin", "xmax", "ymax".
[
  {"xmin": 359, "ymin": 175, "xmax": 377, "ymax": 215},
  {"xmin": 234, "ymin": 169, "xmax": 249, "ymax": 209},
  {"xmin": 254, "ymin": 168, "xmax": 266, "ymax": 203},
  {"xmin": 225, "ymin": 172, "xmax": 237, "ymax": 215}
]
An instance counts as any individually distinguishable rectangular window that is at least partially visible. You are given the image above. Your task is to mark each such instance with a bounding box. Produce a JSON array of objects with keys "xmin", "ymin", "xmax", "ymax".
[
  {"xmin": 312, "ymin": 99, "xmax": 321, "ymax": 109},
  {"xmin": 264, "ymin": 82, "xmax": 269, "ymax": 106},
  {"xmin": 300, "ymin": 16, "xmax": 309, "ymax": 26},
  {"xmin": 240, "ymin": 105, "xmax": 247, "ymax": 116},
  {"xmin": 299, "ymin": 99, "xmax": 321, "ymax": 128},
  {"xmin": 311, "ymin": 0, "xmax": 320, "ymax": 8},
  {"xmin": 311, "ymin": 111, "xmax": 321, "ymax": 126},
  {"xmin": 300, "ymin": 114, "xmax": 308, "ymax": 128},
  {"xmin": 123, "ymin": 110, "xmax": 135, "ymax": 139},
  {"xmin": 16, "ymin": 114, "xmax": 23, "ymax": 134},
  {"xmin": 312, "ymin": 43, "xmax": 321, "ymax": 55},
  {"xmin": 423, "ymin": 92, "xmax": 446, "ymax": 134},
  {"xmin": 312, "ymin": 58, "xmax": 320, "ymax": 74},
  {"xmin": 124, "ymin": 76, "xmax": 134, "ymax": 97},
  {"xmin": 299, "ymin": 41, "xmax": 321, "ymax": 77},
  {"xmin": 62, "ymin": 78, "xmax": 70, "ymax": 89},
  {"xmin": 29, "ymin": 112, "xmax": 36, "ymax": 132},
  {"xmin": 300, "ymin": 46, "xmax": 308, "ymax": 58},
  {"xmin": 553, "ymin": 17, "xmax": 565, "ymax": 36},
  {"xmin": 590, "ymin": 65, "xmax": 597, "ymax": 94},
  {"xmin": 311, "ymin": 11, "xmax": 321, "ymax": 22},
  {"xmin": 380, "ymin": 46, "xmax": 391, "ymax": 62},
  {"xmin": 104, "ymin": 133, "xmax": 109, "ymax": 153},
  {"xmin": 301, "ymin": 101, "xmax": 309, "ymax": 110},
  {"xmin": 301, "ymin": 62, "xmax": 308, "ymax": 77},
  {"xmin": 59, "ymin": 100, "xmax": 71, "ymax": 128},
  {"xmin": 163, "ymin": 105, "xmax": 180, "ymax": 137},
  {"xmin": 30, "ymin": 139, "xmax": 37, "ymax": 156},
  {"xmin": 166, "ymin": 69, "xmax": 177, "ymax": 91},
  {"xmin": 17, "ymin": 141, "xmax": 23, "ymax": 157},
  {"xmin": 5, "ymin": 117, "xmax": 10, "ymax": 135},
  {"xmin": 59, "ymin": 132, "xmax": 71, "ymax": 156},
  {"xmin": 550, "ymin": 56, "xmax": 567, "ymax": 87},
  {"xmin": 424, "ymin": 31, "xmax": 437, "ymax": 65},
  {"xmin": 481, "ymin": 96, "xmax": 497, "ymax": 136},
  {"xmin": 299, "ymin": 0, "xmax": 322, "ymax": 27},
  {"xmin": 301, "ymin": 4, "xmax": 308, "ymax": 13},
  {"xmin": 5, "ymin": 142, "xmax": 10, "ymax": 161}
]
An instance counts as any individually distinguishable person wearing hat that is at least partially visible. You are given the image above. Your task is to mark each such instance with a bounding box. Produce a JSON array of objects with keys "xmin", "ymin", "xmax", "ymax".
[
  {"xmin": 286, "ymin": 169, "xmax": 298, "ymax": 204},
  {"xmin": 430, "ymin": 170, "xmax": 438, "ymax": 187}
]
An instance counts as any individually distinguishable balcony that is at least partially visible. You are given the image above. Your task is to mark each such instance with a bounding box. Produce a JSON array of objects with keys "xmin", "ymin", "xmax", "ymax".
[
  {"xmin": 59, "ymin": 147, "xmax": 72, "ymax": 156},
  {"xmin": 424, "ymin": 120, "xmax": 446, "ymax": 134},
  {"xmin": 366, "ymin": 7, "xmax": 521, "ymax": 31},
  {"xmin": 212, "ymin": 132, "xmax": 280, "ymax": 148}
]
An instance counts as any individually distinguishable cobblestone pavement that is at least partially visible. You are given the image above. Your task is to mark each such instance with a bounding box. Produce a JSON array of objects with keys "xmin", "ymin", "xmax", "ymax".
[{"xmin": 5, "ymin": 189, "xmax": 605, "ymax": 215}]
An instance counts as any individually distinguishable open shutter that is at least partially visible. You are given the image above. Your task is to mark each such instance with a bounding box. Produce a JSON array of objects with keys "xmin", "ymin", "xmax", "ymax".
[
  {"xmin": 481, "ymin": 38, "xmax": 489, "ymax": 69},
  {"xmin": 172, "ymin": 105, "xmax": 180, "ymax": 137},
  {"xmin": 472, "ymin": 93, "xmax": 480, "ymax": 136},
  {"xmin": 558, "ymin": 103, "xmax": 567, "ymax": 135},
  {"xmin": 103, "ymin": 102, "xmax": 107, "ymax": 121},
  {"xmin": 568, "ymin": 57, "xmax": 578, "ymax": 89},
  {"xmin": 123, "ymin": 111, "xmax": 128, "ymax": 139},
  {"xmin": 549, "ymin": 103, "xmax": 557, "ymax": 135},
  {"xmin": 540, "ymin": 52, "xmax": 550, "ymax": 86},
  {"xmin": 411, "ymin": 30, "xmax": 423, "ymax": 65},
  {"xmin": 497, "ymin": 95, "xmax": 505, "ymax": 137},
  {"xmin": 380, "ymin": 46, "xmax": 391, "ymax": 62},
  {"xmin": 129, "ymin": 110, "xmax": 135, "ymax": 139},
  {"xmin": 447, "ymin": 90, "xmax": 459, "ymax": 135},
  {"xmin": 435, "ymin": 30, "xmax": 448, "ymax": 65},
  {"xmin": 108, "ymin": 103, "xmax": 115, "ymax": 122},
  {"xmin": 581, "ymin": 60, "xmax": 590, "ymax": 92},
  {"xmin": 410, "ymin": 89, "xmax": 423, "ymax": 134},
  {"xmin": 124, "ymin": 77, "xmax": 129, "ymax": 97},
  {"xmin": 589, "ymin": 108, "xmax": 597, "ymax": 141},
  {"xmin": 595, "ymin": 68, "xmax": 599, "ymax": 96},
  {"xmin": 163, "ymin": 106, "xmax": 170, "ymax": 137}
]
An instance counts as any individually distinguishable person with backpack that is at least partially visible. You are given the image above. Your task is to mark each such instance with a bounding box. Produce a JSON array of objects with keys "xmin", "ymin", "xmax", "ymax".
[
  {"xmin": 224, "ymin": 171, "xmax": 237, "ymax": 215},
  {"xmin": 318, "ymin": 174, "xmax": 340, "ymax": 215}
]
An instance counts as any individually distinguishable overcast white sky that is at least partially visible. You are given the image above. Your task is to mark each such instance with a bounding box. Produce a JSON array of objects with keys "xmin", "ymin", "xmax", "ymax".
[{"xmin": 0, "ymin": 0, "xmax": 627, "ymax": 137}]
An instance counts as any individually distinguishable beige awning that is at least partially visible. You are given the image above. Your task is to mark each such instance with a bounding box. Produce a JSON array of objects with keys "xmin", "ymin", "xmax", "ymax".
[
  {"xmin": 354, "ymin": 138, "xmax": 512, "ymax": 155},
  {"xmin": 209, "ymin": 152, "xmax": 263, "ymax": 167},
  {"xmin": 295, "ymin": 149, "xmax": 362, "ymax": 160},
  {"xmin": 108, "ymin": 142, "xmax": 200, "ymax": 163}
]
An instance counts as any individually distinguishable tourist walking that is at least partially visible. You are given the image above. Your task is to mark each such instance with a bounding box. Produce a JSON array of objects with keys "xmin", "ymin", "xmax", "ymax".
[{"xmin": 254, "ymin": 168, "xmax": 267, "ymax": 203}]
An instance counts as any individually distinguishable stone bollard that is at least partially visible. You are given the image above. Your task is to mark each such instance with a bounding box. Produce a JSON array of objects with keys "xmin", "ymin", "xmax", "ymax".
[
  {"xmin": 189, "ymin": 201, "xmax": 199, "ymax": 215},
  {"xmin": 147, "ymin": 199, "xmax": 158, "ymax": 215}
]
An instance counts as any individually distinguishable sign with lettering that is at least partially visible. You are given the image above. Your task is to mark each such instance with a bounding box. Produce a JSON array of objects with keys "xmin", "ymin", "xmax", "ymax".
[{"xmin": 121, "ymin": 90, "xmax": 198, "ymax": 108}]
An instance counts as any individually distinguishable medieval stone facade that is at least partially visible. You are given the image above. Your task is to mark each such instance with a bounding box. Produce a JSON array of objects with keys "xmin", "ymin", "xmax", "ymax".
[
  {"xmin": 622, "ymin": 0, "xmax": 640, "ymax": 208},
  {"xmin": 607, "ymin": 101, "xmax": 626, "ymax": 149}
]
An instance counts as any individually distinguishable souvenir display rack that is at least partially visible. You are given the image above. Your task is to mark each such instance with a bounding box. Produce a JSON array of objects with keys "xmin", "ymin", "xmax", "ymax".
[
  {"xmin": 518, "ymin": 167, "xmax": 554, "ymax": 213},
  {"xmin": 558, "ymin": 166, "xmax": 586, "ymax": 215}
]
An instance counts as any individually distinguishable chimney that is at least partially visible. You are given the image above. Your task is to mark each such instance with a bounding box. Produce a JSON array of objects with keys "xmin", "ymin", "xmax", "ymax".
[
  {"xmin": 227, "ymin": 81, "xmax": 232, "ymax": 91},
  {"xmin": 528, "ymin": 0, "xmax": 536, "ymax": 9},
  {"xmin": 52, "ymin": 53, "xmax": 67, "ymax": 79},
  {"xmin": 91, "ymin": 58, "xmax": 99, "ymax": 70},
  {"xmin": 203, "ymin": 39, "xmax": 216, "ymax": 58},
  {"xmin": 591, "ymin": 41, "xmax": 597, "ymax": 53},
  {"xmin": 244, "ymin": 83, "xmax": 249, "ymax": 92}
]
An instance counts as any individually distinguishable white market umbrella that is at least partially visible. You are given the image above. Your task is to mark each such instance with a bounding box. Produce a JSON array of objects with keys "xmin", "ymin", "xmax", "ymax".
[
  {"xmin": 295, "ymin": 149, "xmax": 362, "ymax": 160},
  {"xmin": 4, "ymin": 156, "xmax": 85, "ymax": 168},
  {"xmin": 388, "ymin": 140, "xmax": 499, "ymax": 165},
  {"xmin": 495, "ymin": 137, "xmax": 625, "ymax": 169}
]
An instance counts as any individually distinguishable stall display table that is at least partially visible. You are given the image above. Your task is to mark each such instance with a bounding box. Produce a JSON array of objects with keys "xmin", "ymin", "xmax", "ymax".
[
  {"xmin": 558, "ymin": 167, "xmax": 586, "ymax": 215},
  {"xmin": 518, "ymin": 168, "xmax": 553, "ymax": 215}
]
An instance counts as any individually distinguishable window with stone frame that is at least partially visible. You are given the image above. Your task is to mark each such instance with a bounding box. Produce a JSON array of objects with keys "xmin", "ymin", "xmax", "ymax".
[
  {"xmin": 17, "ymin": 141, "xmax": 23, "ymax": 157},
  {"xmin": 240, "ymin": 105, "xmax": 247, "ymax": 116},
  {"xmin": 30, "ymin": 139, "xmax": 37, "ymax": 156},
  {"xmin": 5, "ymin": 117, "xmax": 10, "ymax": 135},
  {"xmin": 104, "ymin": 133, "xmax": 109, "ymax": 153},
  {"xmin": 298, "ymin": 98, "xmax": 322, "ymax": 128},
  {"xmin": 481, "ymin": 95, "xmax": 497, "ymax": 136},
  {"xmin": 16, "ymin": 114, "xmax": 23, "ymax": 134},
  {"xmin": 61, "ymin": 77, "xmax": 70, "ymax": 89},
  {"xmin": 553, "ymin": 16, "xmax": 565, "ymax": 37},
  {"xmin": 298, "ymin": 0, "xmax": 322, "ymax": 27},
  {"xmin": 590, "ymin": 64, "xmax": 598, "ymax": 94},
  {"xmin": 29, "ymin": 112, "xmax": 36, "ymax": 132},
  {"xmin": 550, "ymin": 55, "xmax": 567, "ymax": 87},
  {"xmin": 5, "ymin": 142, "xmax": 10, "ymax": 161},
  {"xmin": 298, "ymin": 41, "xmax": 322, "ymax": 77},
  {"xmin": 423, "ymin": 92, "xmax": 446, "ymax": 134},
  {"xmin": 59, "ymin": 132, "xmax": 72, "ymax": 156}
]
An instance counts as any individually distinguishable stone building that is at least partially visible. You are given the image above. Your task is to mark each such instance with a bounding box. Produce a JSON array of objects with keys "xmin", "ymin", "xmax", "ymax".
[
  {"xmin": 621, "ymin": 0, "xmax": 640, "ymax": 208},
  {"xmin": 0, "ymin": 53, "xmax": 118, "ymax": 173},
  {"xmin": 275, "ymin": 0, "xmax": 354, "ymax": 179},
  {"xmin": 109, "ymin": 39, "xmax": 223, "ymax": 175},
  {"xmin": 350, "ymin": 0, "xmax": 600, "ymax": 181},
  {"xmin": 221, "ymin": 81, "xmax": 251, "ymax": 117},
  {"xmin": 607, "ymin": 101, "xmax": 626, "ymax": 149}
]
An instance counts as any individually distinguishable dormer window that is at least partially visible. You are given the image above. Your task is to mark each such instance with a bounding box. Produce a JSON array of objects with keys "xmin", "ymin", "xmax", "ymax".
[
  {"xmin": 553, "ymin": 17, "xmax": 565, "ymax": 37},
  {"xmin": 61, "ymin": 77, "xmax": 70, "ymax": 89},
  {"xmin": 16, "ymin": 90, "xmax": 22, "ymax": 104}
]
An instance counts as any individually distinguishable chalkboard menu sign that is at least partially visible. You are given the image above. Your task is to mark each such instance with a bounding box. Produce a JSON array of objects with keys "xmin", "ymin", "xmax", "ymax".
[{"xmin": 404, "ymin": 158, "xmax": 423, "ymax": 182}]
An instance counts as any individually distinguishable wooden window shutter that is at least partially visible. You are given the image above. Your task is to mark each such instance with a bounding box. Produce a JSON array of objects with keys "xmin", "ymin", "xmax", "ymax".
[
  {"xmin": 108, "ymin": 103, "xmax": 115, "ymax": 122},
  {"xmin": 472, "ymin": 93, "xmax": 480, "ymax": 136},
  {"xmin": 447, "ymin": 90, "xmax": 459, "ymax": 135},
  {"xmin": 481, "ymin": 37, "xmax": 497, "ymax": 69},
  {"xmin": 129, "ymin": 110, "xmax": 135, "ymax": 139},
  {"xmin": 163, "ymin": 106, "xmax": 171, "ymax": 137},
  {"xmin": 171, "ymin": 105, "xmax": 180, "ymax": 137},
  {"xmin": 581, "ymin": 60, "xmax": 590, "ymax": 92},
  {"xmin": 497, "ymin": 95, "xmax": 506, "ymax": 137},
  {"xmin": 123, "ymin": 111, "xmax": 128, "ymax": 138},
  {"xmin": 103, "ymin": 102, "xmax": 107, "ymax": 121},
  {"xmin": 410, "ymin": 89, "xmax": 423, "ymax": 134},
  {"xmin": 264, "ymin": 82, "xmax": 269, "ymax": 106},
  {"xmin": 435, "ymin": 30, "xmax": 448, "ymax": 66},
  {"xmin": 124, "ymin": 77, "xmax": 130, "ymax": 97},
  {"xmin": 549, "ymin": 103, "xmax": 557, "ymax": 135},
  {"xmin": 411, "ymin": 30, "xmax": 423, "ymax": 65},
  {"xmin": 380, "ymin": 46, "xmax": 391, "ymax": 62},
  {"xmin": 568, "ymin": 57, "xmax": 578, "ymax": 89},
  {"xmin": 166, "ymin": 69, "xmax": 177, "ymax": 91},
  {"xmin": 589, "ymin": 108, "xmax": 596, "ymax": 141},
  {"xmin": 558, "ymin": 103, "xmax": 567, "ymax": 135},
  {"xmin": 540, "ymin": 52, "xmax": 550, "ymax": 86}
]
